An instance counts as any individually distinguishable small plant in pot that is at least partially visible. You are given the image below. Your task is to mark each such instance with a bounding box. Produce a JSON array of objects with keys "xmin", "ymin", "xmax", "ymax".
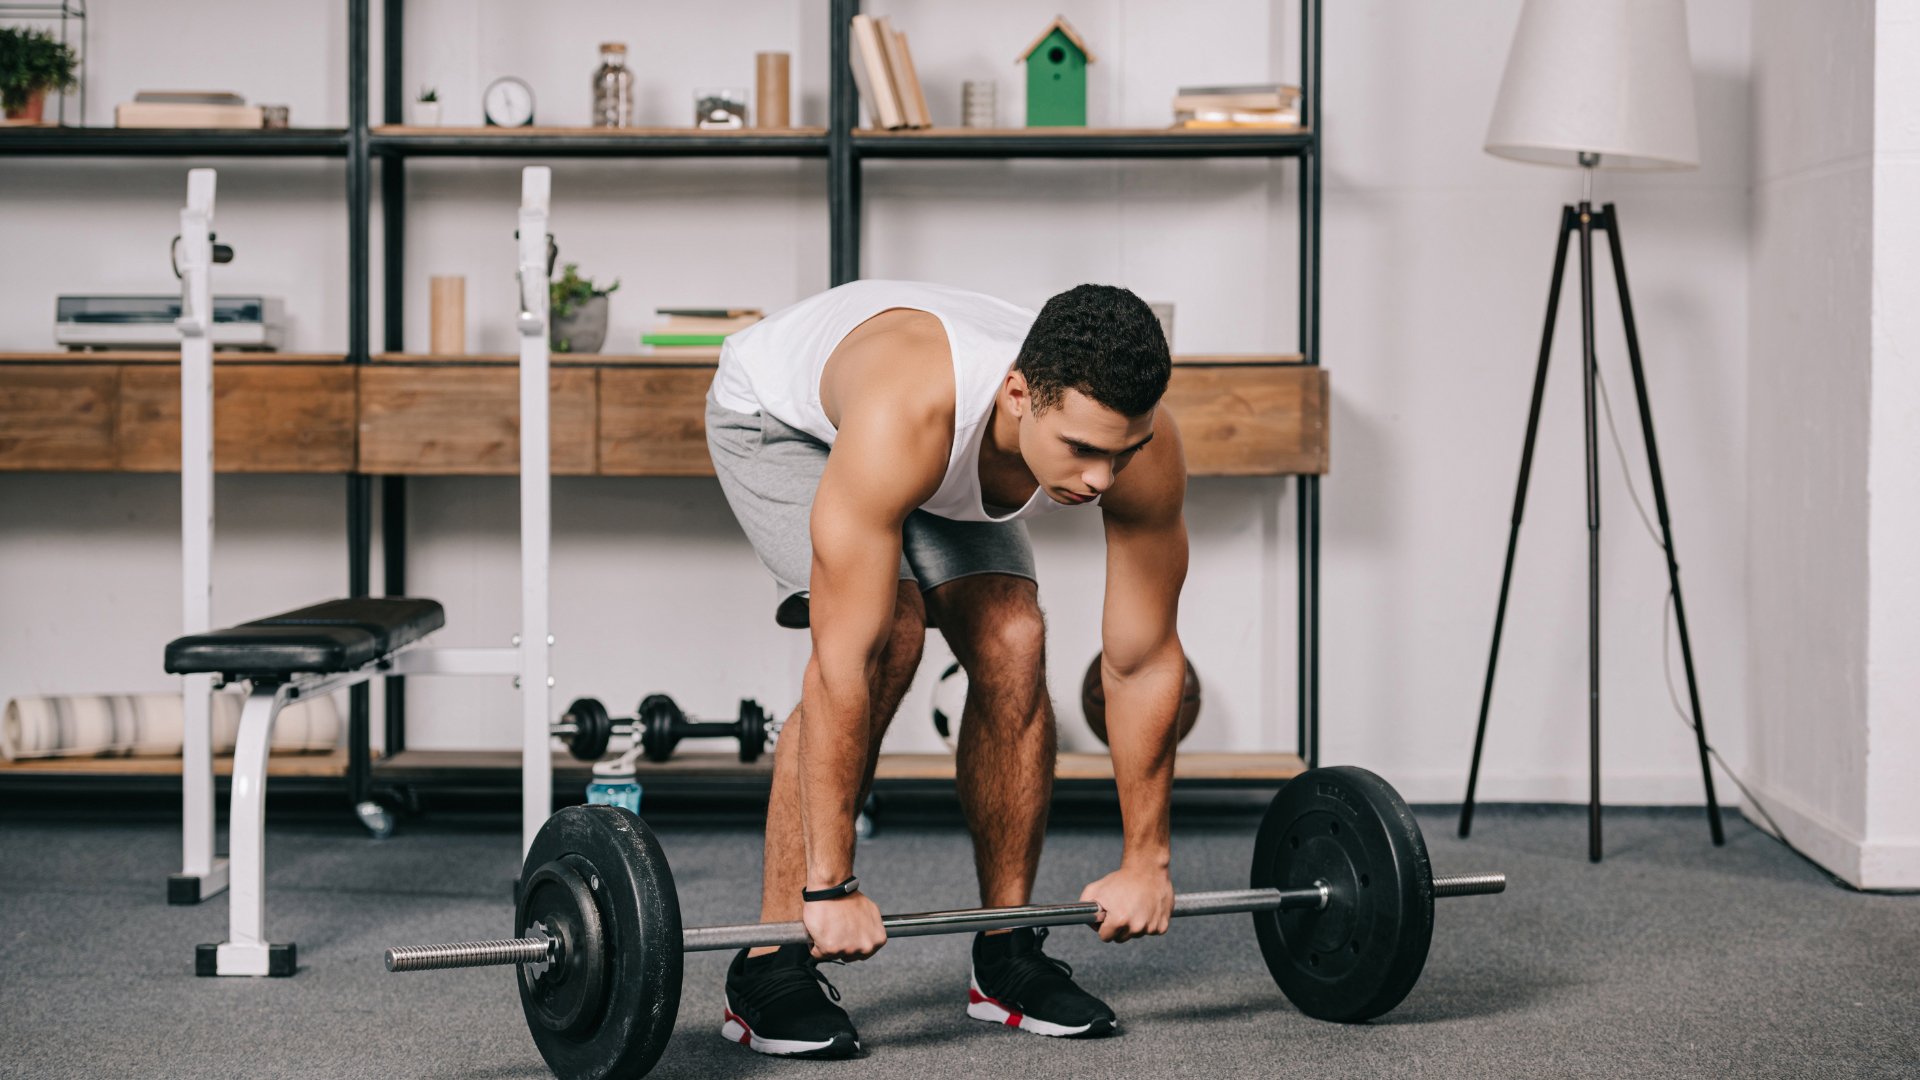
[
  {"xmin": 0, "ymin": 26, "xmax": 79, "ymax": 124},
  {"xmin": 411, "ymin": 85, "xmax": 440, "ymax": 126},
  {"xmin": 550, "ymin": 263, "xmax": 619, "ymax": 354}
]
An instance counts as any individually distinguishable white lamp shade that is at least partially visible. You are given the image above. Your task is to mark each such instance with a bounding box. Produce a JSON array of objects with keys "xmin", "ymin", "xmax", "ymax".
[{"xmin": 1485, "ymin": 0, "xmax": 1700, "ymax": 170}]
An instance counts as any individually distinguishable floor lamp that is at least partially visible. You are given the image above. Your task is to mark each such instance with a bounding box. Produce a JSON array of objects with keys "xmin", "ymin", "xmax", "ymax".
[{"xmin": 1457, "ymin": 0, "xmax": 1725, "ymax": 861}]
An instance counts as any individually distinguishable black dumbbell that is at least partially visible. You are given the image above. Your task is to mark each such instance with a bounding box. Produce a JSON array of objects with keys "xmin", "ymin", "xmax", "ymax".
[
  {"xmin": 636, "ymin": 694, "xmax": 768, "ymax": 764},
  {"xmin": 552, "ymin": 696, "xmax": 769, "ymax": 764}
]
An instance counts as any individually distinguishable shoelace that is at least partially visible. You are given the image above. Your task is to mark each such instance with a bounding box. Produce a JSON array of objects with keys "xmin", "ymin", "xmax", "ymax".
[
  {"xmin": 736, "ymin": 955, "xmax": 844, "ymax": 1013},
  {"xmin": 984, "ymin": 928, "xmax": 1076, "ymax": 1005}
]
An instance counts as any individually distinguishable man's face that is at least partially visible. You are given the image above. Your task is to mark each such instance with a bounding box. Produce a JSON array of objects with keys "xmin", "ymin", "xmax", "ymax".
[{"xmin": 1014, "ymin": 379, "xmax": 1157, "ymax": 506}]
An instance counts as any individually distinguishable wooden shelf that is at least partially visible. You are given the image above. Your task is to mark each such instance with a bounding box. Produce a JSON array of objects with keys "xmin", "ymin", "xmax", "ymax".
[
  {"xmin": 0, "ymin": 747, "xmax": 354, "ymax": 779},
  {"xmin": 375, "ymin": 749, "xmax": 1305, "ymax": 789},
  {"xmin": 1, "ymin": 353, "xmax": 1325, "ymax": 477},
  {"xmin": 0, "ymin": 127, "xmax": 350, "ymax": 157},
  {"xmin": 855, "ymin": 126, "xmax": 1312, "ymax": 159},
  {"xmin": 0, "ymin": 351, "xmax": 346, "ymax": 364},
  {"xmin": 371, "ymin": 352, "xmax": 720, "ymax": 368},
  {"xmin": 372, "ymin": 125, "xmax": 829, "ymax": 158},
  {"xmin": 367, "ymin": 352, "xmax": 1302, "ymax": 368}
]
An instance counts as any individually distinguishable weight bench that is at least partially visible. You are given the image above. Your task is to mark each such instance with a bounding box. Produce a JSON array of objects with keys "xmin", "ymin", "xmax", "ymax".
[
  {"xmin": 165, "ymin": 168, "xmax": 561, "ymax": 977},
  {"xmin": 164, "ymin": 598, "xmax": 445, "ymax": 975}
]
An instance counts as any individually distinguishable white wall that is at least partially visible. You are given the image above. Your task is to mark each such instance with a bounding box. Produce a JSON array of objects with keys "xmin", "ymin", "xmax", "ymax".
[
  {"xmin": 1747, "ymin": 0, "xmax": 1920, "ymax": 888},
  {"xmin": 1864, "ymin": 0, "xmax": 1920, "ymax": 887},
  {"xmin": 1, "ymin": 1, "xmax": 1759, "ymax": 807}
]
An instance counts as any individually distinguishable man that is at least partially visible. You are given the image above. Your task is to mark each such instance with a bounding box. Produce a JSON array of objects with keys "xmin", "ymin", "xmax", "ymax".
[{"xmin": 705, "ymin": 279, "xmax": 1190, "ymax": 1058}]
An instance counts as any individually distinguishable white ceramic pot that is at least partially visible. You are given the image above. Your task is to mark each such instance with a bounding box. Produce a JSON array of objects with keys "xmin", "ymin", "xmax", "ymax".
[{"xmin": 410, "ymin": 101, "xmax": 442, "ymax": 126}]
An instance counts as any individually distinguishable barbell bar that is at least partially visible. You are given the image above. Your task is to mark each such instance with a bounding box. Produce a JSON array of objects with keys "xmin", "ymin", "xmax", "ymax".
[{"xmin": 390, "ymin": 875, "xmax": 1500, "ymax": 972}]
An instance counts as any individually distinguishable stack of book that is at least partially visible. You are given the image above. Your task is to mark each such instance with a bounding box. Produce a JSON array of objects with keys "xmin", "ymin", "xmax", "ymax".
[
  {"xmin": 1171, "ymin": 83, "xmax": 1301, "ymax": 129},
  {"xmin": 116, "ymin": 91, "xmax": 264, "ymax": 129},
  {"xmin": 849, "ymin": 13, "xmax": 932, "ymax": 131},
  {"xmin": 640, "ymin": 308, "xmax": 764, "ymax": 357}
]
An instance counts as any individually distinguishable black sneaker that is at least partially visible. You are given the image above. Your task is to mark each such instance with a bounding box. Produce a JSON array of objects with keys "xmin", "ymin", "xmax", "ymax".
[
  {"xmin": 720, "ymin": 944, "xmax": 862, "ymax": 1058},
  {"xmin": 968, "ymin": 927, "xmax": 1117, "ymax": 1038}
]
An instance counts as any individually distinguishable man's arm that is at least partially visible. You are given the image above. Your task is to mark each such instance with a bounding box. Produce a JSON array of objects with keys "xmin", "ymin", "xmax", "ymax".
[
  {"xmin": 1079, "ymin": 407, "xmax": 1189, "ymax": 941},
  {"xmin": 800, "ymin": 323, "xmax": 952, "ymax": 958}
]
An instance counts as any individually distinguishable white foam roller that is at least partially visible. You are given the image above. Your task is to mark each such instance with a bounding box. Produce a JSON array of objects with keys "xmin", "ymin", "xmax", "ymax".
[{"xmin": 1, "ymin": 692, "xmax": 341, "ymax": 761}]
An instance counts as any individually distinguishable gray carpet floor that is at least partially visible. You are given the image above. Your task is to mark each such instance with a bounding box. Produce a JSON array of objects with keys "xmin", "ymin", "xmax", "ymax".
[{"xmin": 2, "ymin": 802, "xmax": 1915, "ymax": 1079}]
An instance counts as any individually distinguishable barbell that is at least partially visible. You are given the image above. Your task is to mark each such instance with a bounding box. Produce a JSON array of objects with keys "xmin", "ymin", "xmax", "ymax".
[
  {"xmin": 552, "ymin": 695, "xmax": 771, "ymax": 764},
  {"xmin": 383, "ymin": 766, "xmax": 1504, "ymax": 1080}
]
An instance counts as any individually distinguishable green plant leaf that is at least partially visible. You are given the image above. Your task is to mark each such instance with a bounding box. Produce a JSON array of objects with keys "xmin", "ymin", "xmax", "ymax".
[{"xmin": 0, "ymin": 27, "xmax": 80, "ymax": 112}]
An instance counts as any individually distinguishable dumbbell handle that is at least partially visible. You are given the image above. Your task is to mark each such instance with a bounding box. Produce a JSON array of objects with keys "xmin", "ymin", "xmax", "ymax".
[{"xmin": 383, "ymin": 873, "xmax": 1503, "ymax": 972}]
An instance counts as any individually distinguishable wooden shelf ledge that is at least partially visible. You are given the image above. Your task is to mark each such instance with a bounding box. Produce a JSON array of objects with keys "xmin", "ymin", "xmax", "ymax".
[
  {"xmin": 0, "ymin": 747, "xmax": 355, "ymax": 779},
  {"xmin": 375, "ymin": 749, "xmax": 1304, "ymax": 786}
]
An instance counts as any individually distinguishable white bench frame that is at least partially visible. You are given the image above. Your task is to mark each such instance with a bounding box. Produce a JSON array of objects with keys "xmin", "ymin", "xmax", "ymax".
[{"xmin": 171, "ymin": 167, "xmax": 558, "ymax": 976}]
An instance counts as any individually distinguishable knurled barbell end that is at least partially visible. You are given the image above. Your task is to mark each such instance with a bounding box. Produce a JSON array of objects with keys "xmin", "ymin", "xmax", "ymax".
[{"xmin": 1431, "ymin": 872, "xmax": 1506, "ymax": 898}]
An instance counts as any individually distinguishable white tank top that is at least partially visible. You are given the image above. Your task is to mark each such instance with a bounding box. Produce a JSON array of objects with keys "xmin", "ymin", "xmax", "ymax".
[{"xmin": 710, "ymin": 280, "xmax": 1095, "ymax": 523}]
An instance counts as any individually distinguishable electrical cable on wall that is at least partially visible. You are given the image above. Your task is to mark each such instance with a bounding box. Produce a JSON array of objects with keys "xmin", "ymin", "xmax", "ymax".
[{"xmin": 1592, "ymin": 362, "xmax": 1915, "ymax": 896}]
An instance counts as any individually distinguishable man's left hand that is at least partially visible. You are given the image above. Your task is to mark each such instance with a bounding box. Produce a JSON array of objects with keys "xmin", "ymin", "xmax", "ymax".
[{"xmin": 1078, "ymin": 865, "xmax": 1174, "ymax": 943}]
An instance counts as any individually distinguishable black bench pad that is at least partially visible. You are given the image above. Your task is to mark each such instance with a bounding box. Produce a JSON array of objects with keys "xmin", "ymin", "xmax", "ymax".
[{"xmin": 164, "ymin": 598, "xmax": 445, "ymax": 677}]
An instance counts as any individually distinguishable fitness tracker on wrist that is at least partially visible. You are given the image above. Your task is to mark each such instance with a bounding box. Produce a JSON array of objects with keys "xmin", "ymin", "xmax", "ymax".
[{"xmin": 802, "ymin": 876, "xmax": 860, "ymax": 903}]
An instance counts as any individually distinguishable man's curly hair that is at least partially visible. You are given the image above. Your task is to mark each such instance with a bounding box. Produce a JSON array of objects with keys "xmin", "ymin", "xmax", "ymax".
[{"xmin": 1013, "ymin": 284, "xmax": 1171, "ymax": 417}]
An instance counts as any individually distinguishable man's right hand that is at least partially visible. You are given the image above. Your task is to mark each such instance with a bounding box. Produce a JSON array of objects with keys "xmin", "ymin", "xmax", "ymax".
[{"xmin": 804, "ymin": 891, "xmax": 887, "ymax": 962}]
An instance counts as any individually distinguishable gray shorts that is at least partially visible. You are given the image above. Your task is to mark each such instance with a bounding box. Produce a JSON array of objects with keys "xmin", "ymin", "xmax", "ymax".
[{"xmin": 705, "ymin": 394, "xmax": 1036, "ymax": 616}]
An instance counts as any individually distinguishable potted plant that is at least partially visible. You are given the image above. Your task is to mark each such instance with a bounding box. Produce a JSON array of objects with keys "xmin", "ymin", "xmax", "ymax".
[
  {"xmin": 550, "ymin": 263, "xmax": 618, "ymax": 354},
  {"xmin": 411, "ymin": 85, "xmax": 440, "ymax": 126},
  {"xmin": 0, "ymin": 26, "xmax": 79, "ymax": 124}
]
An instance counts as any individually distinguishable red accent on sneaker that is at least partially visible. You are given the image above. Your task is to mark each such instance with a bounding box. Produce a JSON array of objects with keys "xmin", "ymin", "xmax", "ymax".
[
  {"xmin": 724, "ymin": 1008, "xmax": 752, "ymax": 1045},
  {"xmin": 970, "ymin": 987, "xmax": 1025, "ymax": 1027}
]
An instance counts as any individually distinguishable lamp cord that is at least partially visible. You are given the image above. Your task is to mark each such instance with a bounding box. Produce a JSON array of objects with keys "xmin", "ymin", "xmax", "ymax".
[{"xmin": 1592, "ymin": 364, "xmax": 1915, "ymax": 895}]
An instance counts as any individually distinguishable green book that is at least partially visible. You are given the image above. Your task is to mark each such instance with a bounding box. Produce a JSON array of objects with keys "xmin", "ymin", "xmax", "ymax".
[{"xmin": 640, "ymin": 333, "xmax": 730, "ymax": 346}]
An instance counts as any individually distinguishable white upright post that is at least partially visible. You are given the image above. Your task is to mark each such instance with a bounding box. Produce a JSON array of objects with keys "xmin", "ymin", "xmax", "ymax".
[
  {"xmin": 516, "ymin": 166, "xmax": 555, "ymax": 854},
  {"xmin": 175, "ymin": 168, "xmax": 228, "ymax": 903}
]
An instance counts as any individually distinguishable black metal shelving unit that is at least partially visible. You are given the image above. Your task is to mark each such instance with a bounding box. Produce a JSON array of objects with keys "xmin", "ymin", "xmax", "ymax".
[{"xmin": 1, "ymin": 0, "xmax": 1321, "ymax": 806}]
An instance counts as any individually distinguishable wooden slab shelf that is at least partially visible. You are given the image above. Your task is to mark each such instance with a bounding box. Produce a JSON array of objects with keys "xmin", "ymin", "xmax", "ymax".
[
  {"xmin": 2, "ymin": 353, "xmax": 1326, "ymax": 477},
  {"xmin": 0, "ymin": 351, "xmax": 347, "ymax": 364},
  {"xmin": 375, "ymin": 125, "xmax": 828, "ymax": 138},
  {"xmin": 0, "ymin": 748, "xmax": 354, "ymax": 779},
  {"xmin": 375, "ymin": 749, "xmax": 1306, "ymax": 789},
  {"xmin": 0, "ymin": 358, "xmax": 356, "ymax": 472}
]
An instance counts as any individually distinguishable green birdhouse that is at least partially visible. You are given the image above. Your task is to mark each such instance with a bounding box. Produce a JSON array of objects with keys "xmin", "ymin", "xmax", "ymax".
[{"xmin": 1018, "ymin": 16, "xmax": 1096, "ymax": 127}]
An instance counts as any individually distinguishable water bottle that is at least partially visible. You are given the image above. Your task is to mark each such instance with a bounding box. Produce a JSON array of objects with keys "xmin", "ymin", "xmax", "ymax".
[{"xmin": 585, "ymin": 760, "xmax": 642, "ymax": 815}]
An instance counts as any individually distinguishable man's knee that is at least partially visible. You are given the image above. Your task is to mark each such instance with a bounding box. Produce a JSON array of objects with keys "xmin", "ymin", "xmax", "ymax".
[{"xmin": 946, "ymin": 588, "xmax": 1046, "ymax": 687}]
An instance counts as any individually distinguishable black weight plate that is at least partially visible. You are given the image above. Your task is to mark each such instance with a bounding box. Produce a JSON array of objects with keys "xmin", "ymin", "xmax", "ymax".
[
  {"xmin": 737, "ymin": 700, "xmax": 767, "ymax": 763},
  {"xmin": 1250, "ymin": 766, "xmax": 1434, "ymax": 1022},
  {"xmin": 638, "ymin": 695, "xmax": 679, "ymax": 763},
  {"xmin": 520, "ymin": 857, "xmax": 609, "ymax": 1036},
  {"xmin": 566, "ymin": 698, "xmax": 613, "ymax": 762},
  {"xmin": 517, "ymin": 805, "xmax": 683, "ymax": 1080}
]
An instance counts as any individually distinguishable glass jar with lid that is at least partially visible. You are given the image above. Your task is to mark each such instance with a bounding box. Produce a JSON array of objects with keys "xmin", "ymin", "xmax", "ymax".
[{"xmin": 593, "ymin": 42, "xmax": 634, "ymax": 128}]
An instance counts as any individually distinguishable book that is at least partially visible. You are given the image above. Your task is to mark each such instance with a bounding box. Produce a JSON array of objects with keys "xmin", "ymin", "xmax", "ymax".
[
  {"xmin": 655, "ymin": 307, "xmax": 762, "ymax": 318},
  {"xmin": 898, "ymin": 30, "xmax": 933, "ymax": 130},
  {"xmin": 850, "ymin": 14, "xmax": 906, "ymax": 130},
  {"xmin": 1174, "ymin": 108, "xmax": 1300, "ymax": 127},
  {"xmin": 134, "ymin": 90, "xmax": 247, "ymax": 106},
  {"xmin": 657, "ymin": 314, "xmax": 761, "ymax": 334},
  {"xmin": 1176, "ymin": 82, "xmax": 1297, "ymax": 97},
  {"xmin": 878, "ymin": 18, "xmax": 931, "ymax": 129},
  {"xmin": 641, "ymin": 333, "xmax": 731, "ymax": 347},
  {"xmin": 1173, "ymin": 117, "xmax": 1301, "ymax": 130},
  {"xmin": 1173, "ymin": 85, "xmax": 1301, "ymax": 113},
  {"xmin": 115, "ymin": 102, "xmax": 264, "ymax": 129}
]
